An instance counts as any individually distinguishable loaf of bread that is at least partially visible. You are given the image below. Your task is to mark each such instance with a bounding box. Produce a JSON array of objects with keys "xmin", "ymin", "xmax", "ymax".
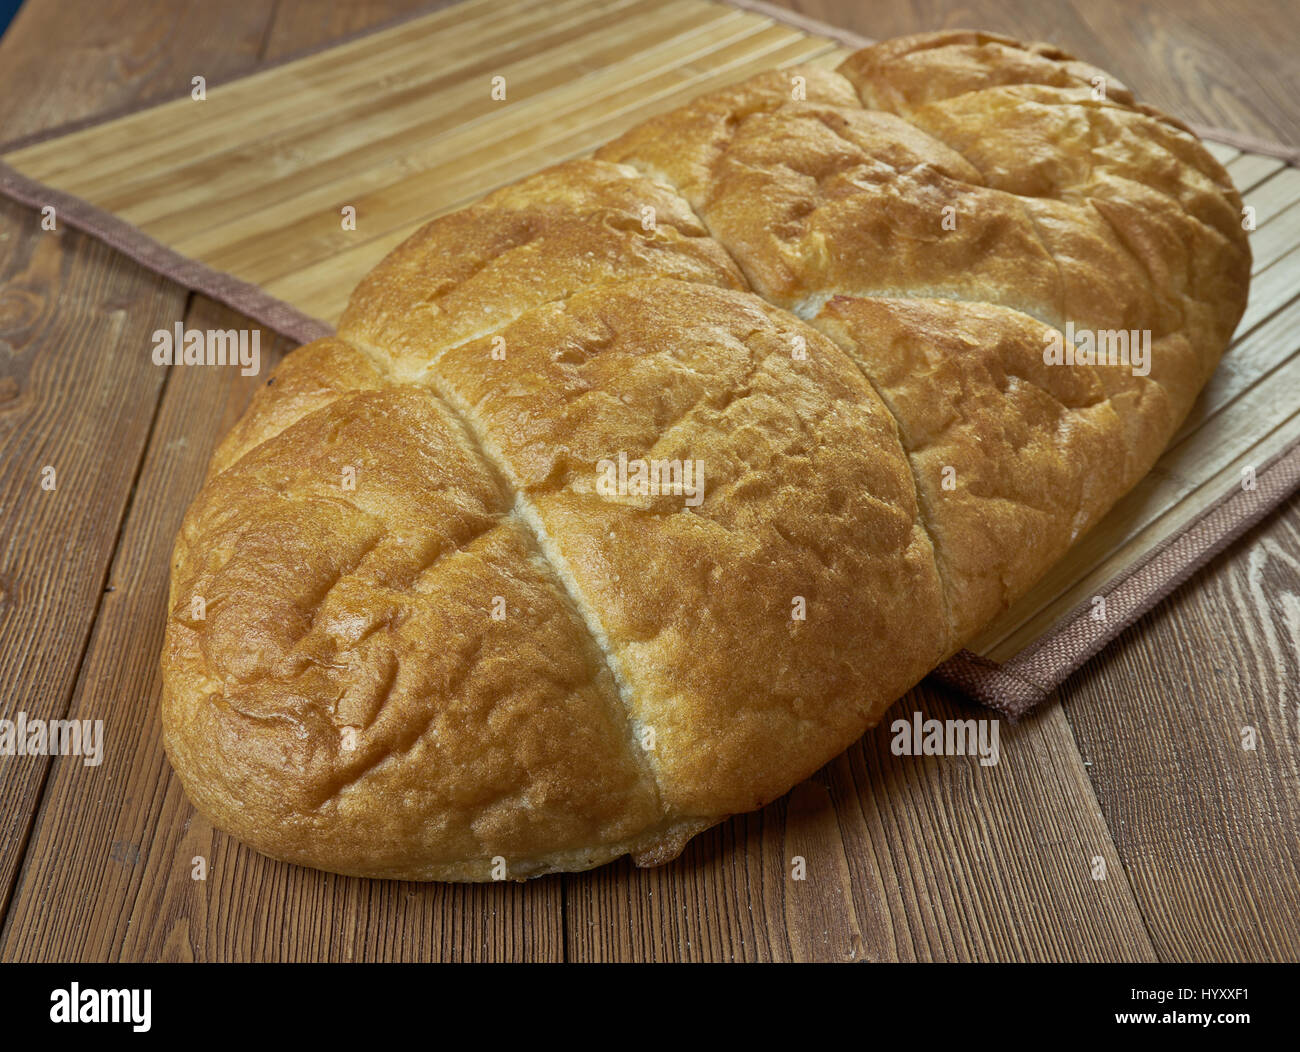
[{"xmin": 161, "ymin": 31, "xmax": 1250, "ymax": 880}]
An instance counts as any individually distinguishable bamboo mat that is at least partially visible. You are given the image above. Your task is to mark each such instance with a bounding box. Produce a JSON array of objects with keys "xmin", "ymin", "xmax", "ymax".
[{"xmin": 2, "ymin": 0, "xmax": 1297, "ymax": 713}]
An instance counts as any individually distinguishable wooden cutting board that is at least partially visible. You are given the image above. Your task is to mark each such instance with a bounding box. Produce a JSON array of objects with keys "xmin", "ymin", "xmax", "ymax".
[{"xmin": 3, "ymin": 0, "xmax": 1297, "ymax": 672}]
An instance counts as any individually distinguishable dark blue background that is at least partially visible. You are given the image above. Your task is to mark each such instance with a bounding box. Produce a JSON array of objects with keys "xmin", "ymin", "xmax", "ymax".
[{"xmin": 0, "ymin": 0, "xmax": 21, "ymax": 37}]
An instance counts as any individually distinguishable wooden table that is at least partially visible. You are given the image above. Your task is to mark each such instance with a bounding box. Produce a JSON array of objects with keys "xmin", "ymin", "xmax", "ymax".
[{"xmin": 1, "ymin": 0, "xmax": 1296, "ymax": 963}]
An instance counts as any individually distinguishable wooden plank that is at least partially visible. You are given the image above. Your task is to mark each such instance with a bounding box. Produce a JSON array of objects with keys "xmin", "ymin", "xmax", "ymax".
[
  {"xmin": 0, "ymin": 295, "xmax": 566, "ymax": 962},
  {"xmin": 0, "ymin": 0, "xmax": 277, "ymax": 144},
  {"xmin": 566, "ymin": 683, "xmax": 1156, "ymax": 961},
  {"xmin": 0, "ymin": 201, "xmax": 180, "ymax": 919},
  {"xmin": 262, "ymin": 0, "xmax": 461, "ymax": 60},
  {"xmin": 1060, "ymin": 499, "xmax": 1300, "ymax": 960}
]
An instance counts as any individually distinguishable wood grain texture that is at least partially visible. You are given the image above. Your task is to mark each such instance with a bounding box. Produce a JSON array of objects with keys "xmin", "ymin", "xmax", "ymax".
[
  {"xmin": 1061, "ymin": 493, "xmax": 1300, "ymax": 962},
  {"xmin": 261, "ymin": 0, "xmax": 460, "ymax": 60},
  {"xmin": 0, "ymin": 0, "xmax": 276, "ymax": 143},
  {"xmin": 0, "ymin": 0, "xmax": 1297, "ymax": 962},
  {"xmin": 565, "ymin": 685, "xmax": 1156, "ymax": 962},
  {"xmin": 0, "ymin": 200, "xmax": 179, "ymax": 918}
]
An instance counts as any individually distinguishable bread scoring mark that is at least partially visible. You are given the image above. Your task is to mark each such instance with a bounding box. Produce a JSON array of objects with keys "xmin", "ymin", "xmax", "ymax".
[
  {"xmin": 344, "ymin": 332, "xmax": 669, "ymax": 816},
  {"xmin": 508, "ymin": 496, "xmax": 660, "ymax": 789}
]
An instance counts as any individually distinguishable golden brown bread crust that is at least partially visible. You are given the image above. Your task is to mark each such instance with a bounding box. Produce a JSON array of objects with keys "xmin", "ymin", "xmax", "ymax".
[
  {"xmin": 338, "ymin": 158, "xmax": 746, "ymax": 377},
  {"xmin": 161, "ymin": 32, "xmax": 1251, "ymax": 880},
  {"xmin": 432, "ymin": 280, "xmax": 950, "ymax": 815},
  {"xmin": 813, "ymin": 297, "xmax": 1139, "ymax": 641},
  {"xmin": 835, "ymin": 29, "xmax": 1139, "ymax": 114}
]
